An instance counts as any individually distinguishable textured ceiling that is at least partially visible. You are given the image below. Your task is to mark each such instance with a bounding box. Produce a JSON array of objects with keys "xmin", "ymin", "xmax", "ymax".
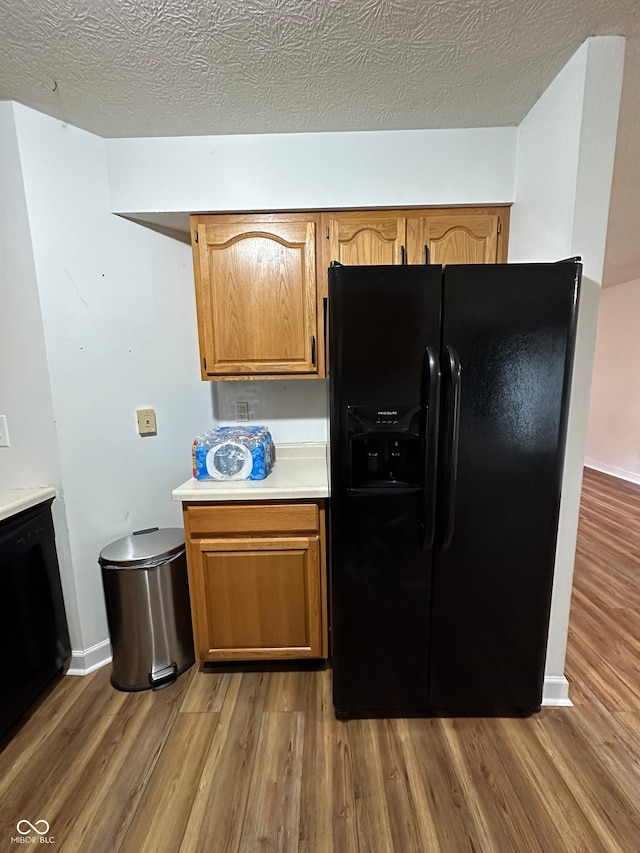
[
  {"xmin": 1, "ymin": 0, "xmax": 639, "ymax": 284},
  {"xmin": 0, "ymin": 0, "xmax": 638, "ymax": 138}
]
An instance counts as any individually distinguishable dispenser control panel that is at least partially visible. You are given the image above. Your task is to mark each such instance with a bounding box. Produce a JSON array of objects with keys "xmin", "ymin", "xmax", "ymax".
[
  {"xmin": 346, "ymin": 404, "xmax": 422, "ymax": 433},
  {"xmin": 375, "ymin": 410, "xmax": 399, "ymax": 426}
]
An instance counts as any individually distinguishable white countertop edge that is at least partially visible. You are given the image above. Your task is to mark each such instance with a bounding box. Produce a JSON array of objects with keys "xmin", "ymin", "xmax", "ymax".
[
  {"xmin": 174, "ymin": 483, "xmax": 329, "ymax": 501},
  {"xmin": 0, "ymin": 486, "xmax": 57, "ymax": 523}
]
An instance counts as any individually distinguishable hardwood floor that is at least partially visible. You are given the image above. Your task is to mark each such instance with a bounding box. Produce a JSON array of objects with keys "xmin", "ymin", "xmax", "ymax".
[{"xmin": 1, "ymin": 467, "xmax": 640, "ymax": 851}]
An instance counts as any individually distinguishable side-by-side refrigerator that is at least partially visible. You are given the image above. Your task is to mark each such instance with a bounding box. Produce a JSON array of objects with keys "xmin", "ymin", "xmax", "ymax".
[{"xmin": 328, "ymin": 261, "xmax": 581, "ymax": 718}]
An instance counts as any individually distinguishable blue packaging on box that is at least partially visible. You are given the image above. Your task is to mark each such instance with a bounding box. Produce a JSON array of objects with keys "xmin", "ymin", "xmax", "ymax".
[{"xmin": 192, "ymin": 426, "xmax": 274, "ymax": 480}]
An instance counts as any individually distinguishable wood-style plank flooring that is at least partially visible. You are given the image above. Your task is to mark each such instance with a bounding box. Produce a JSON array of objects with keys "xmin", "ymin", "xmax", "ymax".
[{"xmin": 1, "ymin": 467, "xmax": 640, "ymax": 851}]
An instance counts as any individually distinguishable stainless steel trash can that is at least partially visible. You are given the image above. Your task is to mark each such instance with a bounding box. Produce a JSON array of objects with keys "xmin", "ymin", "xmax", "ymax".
[{"xmin": 99, "ymin": 527, "xmax": 194, "ymax": 691}]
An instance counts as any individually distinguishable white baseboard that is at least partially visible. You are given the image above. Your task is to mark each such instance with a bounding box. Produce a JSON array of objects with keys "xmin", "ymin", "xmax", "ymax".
[
  {"xmin": 584, "ymin": 459, "xmax": 640, "ymax": 486},
  {"xmin": 66, "ymin": 638, "xmax": 112, "ymax": 676},
  {"xmin": 542, "ymin": 675, "xmax": 572, "ymax": 707},
  {"xmin": 65, "ymin": 645, "xmax": 575, "ymax": 706}
]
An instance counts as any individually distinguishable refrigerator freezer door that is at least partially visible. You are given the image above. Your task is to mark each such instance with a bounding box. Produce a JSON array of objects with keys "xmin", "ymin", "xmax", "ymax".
[
  {"xmin": 331, "ymin": 492, "xmax": 432, "ymax": 714},
  {"xmin": 328, "ymin": 264, "xmax": 443, "ymax": 404},
  {"xmin": 328, "ymin": 264, "xmax": 443, "ymax": 716},
  {"xmin": 429, "ymin": 262, "xmax": 580, "ymax": 714}
]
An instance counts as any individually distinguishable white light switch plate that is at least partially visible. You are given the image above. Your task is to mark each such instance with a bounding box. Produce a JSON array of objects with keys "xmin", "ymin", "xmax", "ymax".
[{"xmin": 0, "ymin": 414, "xmax": 10, "ymax": 447}]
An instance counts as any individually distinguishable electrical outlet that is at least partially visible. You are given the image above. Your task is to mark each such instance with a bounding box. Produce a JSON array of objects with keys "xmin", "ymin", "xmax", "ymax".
[
  {"xmin": 136, "ymin": 408, "xmax": 157, "ymax": 436},
  {"xmin": 235, "ymin": 401, "xmax": 249, "ymax": 422},
  {"xmin": 0, "ymin": 414, "xmax": 9, "ymax": 447}
]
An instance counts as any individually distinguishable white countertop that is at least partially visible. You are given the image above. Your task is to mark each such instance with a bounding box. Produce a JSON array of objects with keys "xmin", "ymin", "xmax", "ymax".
[
  {"xmin": 172, "ymin": 442, "xmax": 329, "ymax": 502},
  {"xmin": 0, "ymin": 486, "xmax": 56, "ymax": 523}
]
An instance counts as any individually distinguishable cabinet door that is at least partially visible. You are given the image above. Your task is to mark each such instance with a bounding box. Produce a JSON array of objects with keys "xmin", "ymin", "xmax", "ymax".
[
  {"xmin": 323, "ymin": 212, "xmax": 407, "ymax": 266},
  {"xmin": 192, "ymin": 536, "xmax": 323, "ymax": 660},
  {"xmin": 322, "ymin": 208, "xmax": 509, "ymax": 269},
  {"xmin": 422, "ymin": 210, "xmax": 503, "ymax": 265},
  {"xmin": 193, "ymin": 216, "xmax": 319, "ymax": 377}
]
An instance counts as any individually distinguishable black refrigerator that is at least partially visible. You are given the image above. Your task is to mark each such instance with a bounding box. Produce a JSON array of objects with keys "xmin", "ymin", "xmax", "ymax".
[{"xmin": 328, "ymin": 260, "xmax": 581, "ymax": 718}]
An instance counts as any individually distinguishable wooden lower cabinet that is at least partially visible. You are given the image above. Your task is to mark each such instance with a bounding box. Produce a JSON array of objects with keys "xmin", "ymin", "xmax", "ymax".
[{"xmin": 182, "ymin": 500, "xmax": 327, "ymax": 661}]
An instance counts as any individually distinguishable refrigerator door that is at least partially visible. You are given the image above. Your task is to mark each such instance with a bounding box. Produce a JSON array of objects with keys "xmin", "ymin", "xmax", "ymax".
[
  {"xmin": 328, "ymin": 264, "xmax": 442, "ymax": 716},
  {"xmin": 429, "ymin": 262, "xmax": 581, "ymax": 714}
]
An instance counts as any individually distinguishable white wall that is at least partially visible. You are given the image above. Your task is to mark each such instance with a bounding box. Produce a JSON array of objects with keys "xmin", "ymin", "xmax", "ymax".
[
  {"xmin": 0, "ymin": 102, "xmax": 83, "ymax": 649},
  {"xmin": 107, "ymin": 127, "xmax": 516, "ymax": 214},
  {"xmin": 510, "ymin": 36, "xmax": 625, "ymax": 702},
  {"xmin": 585, "ymin": 277, "xmax": 640, "ymax": 484},
  {"xmin": 509, "ymin": 49, "xmax": 586, "ymax": 263},
  {"xmin": 0, "ymin": 102, "xmax": 58, "ymax": 489},
  {"xmin": 12, "ymin": 103, "xmax": 214, "ymax": 671}
]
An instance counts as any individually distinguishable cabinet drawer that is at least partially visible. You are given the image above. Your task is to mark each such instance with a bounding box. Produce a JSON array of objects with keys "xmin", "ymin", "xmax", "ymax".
[{"xmin": 185, "ymin": 502, "xmax": 319, "ymax": 536}]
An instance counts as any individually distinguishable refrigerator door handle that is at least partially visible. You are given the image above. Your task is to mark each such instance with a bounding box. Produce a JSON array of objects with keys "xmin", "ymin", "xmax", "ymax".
[
  {"xmin": 441, "ymin": 345, "xmax": 462, "ymax": 551},
  {"xmin": 422, "ymin": 345, "xmax": 441, "ymax": 551}
]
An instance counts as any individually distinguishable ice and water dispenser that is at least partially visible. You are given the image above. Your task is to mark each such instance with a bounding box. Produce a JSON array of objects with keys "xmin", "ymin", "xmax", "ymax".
[{"xmin": 346, "ymin": 404, "xmax": 425, "ymax": 492}]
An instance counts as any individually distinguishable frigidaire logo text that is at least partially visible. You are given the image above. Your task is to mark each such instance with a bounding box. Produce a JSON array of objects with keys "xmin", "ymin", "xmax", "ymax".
[
  {"xmin": 12, "ymin": 819, "xmax": 55, "ymax": 844},
  {"xmin": 378, "ymin": 411, "xmax": 398, "ymax": 416}
]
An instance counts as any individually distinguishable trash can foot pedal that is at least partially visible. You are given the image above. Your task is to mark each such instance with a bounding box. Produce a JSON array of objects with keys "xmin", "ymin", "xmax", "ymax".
[{"xmin": 149, "ymin": 663, "xmax": 178, "ymax": 690}]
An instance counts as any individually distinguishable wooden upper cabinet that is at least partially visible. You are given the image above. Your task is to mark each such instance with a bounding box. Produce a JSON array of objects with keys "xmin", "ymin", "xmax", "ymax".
[
  {"xmin": 322, "ymin": 207, "xmax": 509, "ymax": 269},
  {"xmin": 323, "ymin": 212, "xmax": 407, "ymax": 266},
  {"xmin": 190, "ymin": 206, "xmax": 509, "ymax": 380},
  {"xmin": 192, "ymin": 214, "xmax": 320, "ymax": 379},
  {"xmin": 423, "ymin": 209, "xmax": 505, "ymax": 265}
]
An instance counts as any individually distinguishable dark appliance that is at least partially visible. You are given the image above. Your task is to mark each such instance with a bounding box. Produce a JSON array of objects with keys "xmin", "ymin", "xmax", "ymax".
[
  {"xmin": 328, "ymin": 261, "xmax": 581, "ymax": 718},
  {"xmin": 0, "ymin": 499, "xmax": 71, "ymax": 739}
]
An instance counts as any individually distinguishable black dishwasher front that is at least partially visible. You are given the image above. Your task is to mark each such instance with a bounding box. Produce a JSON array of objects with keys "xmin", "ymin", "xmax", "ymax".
[{"xmin": 0, "ymin": 499, "xmax": 71, "ymax": 739}]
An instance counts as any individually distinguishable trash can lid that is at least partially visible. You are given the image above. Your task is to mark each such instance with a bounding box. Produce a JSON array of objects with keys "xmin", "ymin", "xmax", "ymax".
[{"xmin": 98, "ymin": 527, "xmax": 185, "ymax": 567}]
